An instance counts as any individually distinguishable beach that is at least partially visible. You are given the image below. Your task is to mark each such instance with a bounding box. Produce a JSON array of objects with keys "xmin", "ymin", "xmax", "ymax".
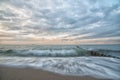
[{"xmin": 0, "ymin": 65, "xmax": 103, "ymax": 80}]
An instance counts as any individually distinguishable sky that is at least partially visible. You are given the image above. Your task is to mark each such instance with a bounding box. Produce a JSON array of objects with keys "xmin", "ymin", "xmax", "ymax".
[{"xmin": 0, "ymin": 0, "xmax": 120, "ymax": 45}]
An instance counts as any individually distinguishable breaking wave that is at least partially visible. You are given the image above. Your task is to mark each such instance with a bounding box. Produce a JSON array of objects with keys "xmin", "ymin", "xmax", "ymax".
[
  {"xmin": 0, "ymin": 48, "xmax": 120, "ymax": 58},
  {"xmin": 0, "ymin": 49, "xmax": 84, "ymax": 57}
]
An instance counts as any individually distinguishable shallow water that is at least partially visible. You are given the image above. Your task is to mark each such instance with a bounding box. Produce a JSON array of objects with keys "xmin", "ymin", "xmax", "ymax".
[{"xmin": 0, "ymin": 56, "xmax": 120, "ymax": 79}]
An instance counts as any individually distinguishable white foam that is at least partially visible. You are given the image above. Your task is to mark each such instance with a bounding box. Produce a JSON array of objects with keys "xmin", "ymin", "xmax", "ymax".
[
  {"xmin": 17, "ymin": 49, "xmax": 77, "ymax": 56},
  {"xmin": 0, "ymin": 56, "xmax": 120, "ymax": 79}
]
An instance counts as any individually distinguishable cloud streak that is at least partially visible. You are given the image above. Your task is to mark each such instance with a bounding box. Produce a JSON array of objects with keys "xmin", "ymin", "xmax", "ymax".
[{"xmin": 0, "ymin": 0, "xmax": 120, "ymax": 44}]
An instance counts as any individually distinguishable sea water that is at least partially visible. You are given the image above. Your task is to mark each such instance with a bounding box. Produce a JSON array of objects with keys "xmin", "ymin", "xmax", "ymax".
[{"xmin": 0, "ymin": 44, "xmax": 120, "ymax": 79}]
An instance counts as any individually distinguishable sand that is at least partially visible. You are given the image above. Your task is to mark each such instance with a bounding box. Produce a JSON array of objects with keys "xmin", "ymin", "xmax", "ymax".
[{"xmin": 0, "ymin": 65, "xmax": 106, "ymax": 80}]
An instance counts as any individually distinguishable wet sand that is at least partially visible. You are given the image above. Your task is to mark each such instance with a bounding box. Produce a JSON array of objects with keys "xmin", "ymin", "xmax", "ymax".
[{"xmin": 0, "ymin": 65, "xmax": 107, "ymax": 80}]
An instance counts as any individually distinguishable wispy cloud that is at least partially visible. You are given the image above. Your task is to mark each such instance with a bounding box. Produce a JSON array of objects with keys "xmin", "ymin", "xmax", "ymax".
[{"xmin": 0, "ymin": 0, "xmax": 120, "ymax": 44}]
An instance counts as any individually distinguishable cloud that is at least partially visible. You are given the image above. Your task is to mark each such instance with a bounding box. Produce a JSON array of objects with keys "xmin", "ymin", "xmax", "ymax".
[{"xmin": 0, "ymin": 0, "xmax": 120, "ymax": 44}]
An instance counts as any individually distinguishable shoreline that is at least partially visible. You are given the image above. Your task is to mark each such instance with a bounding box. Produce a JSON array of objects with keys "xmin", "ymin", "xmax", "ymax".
[{"xmin": 0, "ymin": 65, "xmax": 104, "ymax": 80}]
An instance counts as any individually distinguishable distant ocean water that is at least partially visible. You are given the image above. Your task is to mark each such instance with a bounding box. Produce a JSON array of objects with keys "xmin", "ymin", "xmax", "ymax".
[{"xmin": 0, "ymin": 44, "xmax": 120, "ymax": 79}]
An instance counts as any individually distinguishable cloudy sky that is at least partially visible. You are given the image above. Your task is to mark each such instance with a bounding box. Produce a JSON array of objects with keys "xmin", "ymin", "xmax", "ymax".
[{"xmin": 0, "ymin": 0, "xmax": 120, "ymax": 45}]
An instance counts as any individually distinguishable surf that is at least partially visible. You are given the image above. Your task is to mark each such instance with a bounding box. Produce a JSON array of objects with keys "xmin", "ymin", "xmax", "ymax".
[{"xmin": 0, "ymin": 46, "xmax": 120, "ymax": 59}]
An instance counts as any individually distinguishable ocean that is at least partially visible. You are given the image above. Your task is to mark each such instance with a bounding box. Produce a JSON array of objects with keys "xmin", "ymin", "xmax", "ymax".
[{"xmin": 0, "ymin": 44, "xmax": 120, "ymax": 79}]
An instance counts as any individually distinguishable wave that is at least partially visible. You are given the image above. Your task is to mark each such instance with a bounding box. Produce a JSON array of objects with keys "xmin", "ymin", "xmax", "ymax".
[
  {"xmin": 0, "ymin": 49, "xmax": 79, "ymax": 57},
  {"xmin": 0, "ymin": 46, "xmax": 91, "ymax": 57},
  {"xmin": 0, "ymin": 46, "xmax": 120, "ymax": 58}
]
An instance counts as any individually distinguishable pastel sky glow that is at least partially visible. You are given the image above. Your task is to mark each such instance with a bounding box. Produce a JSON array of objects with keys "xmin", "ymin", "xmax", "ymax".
[{"xmin": 0, "ymin": 0, "xmax": 120, "ymax": 45}]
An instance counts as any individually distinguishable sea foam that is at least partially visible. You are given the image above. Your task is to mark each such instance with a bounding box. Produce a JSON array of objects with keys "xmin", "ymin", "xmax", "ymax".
[{"xmin": 0, "ymin": 57, "xmax": 120, "ymax": 79}]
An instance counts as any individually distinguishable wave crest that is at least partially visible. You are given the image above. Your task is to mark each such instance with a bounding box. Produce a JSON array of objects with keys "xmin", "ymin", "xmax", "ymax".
[{"xmin": 0, "ymin": 47, "xmax": 120, "ymax": 58}]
